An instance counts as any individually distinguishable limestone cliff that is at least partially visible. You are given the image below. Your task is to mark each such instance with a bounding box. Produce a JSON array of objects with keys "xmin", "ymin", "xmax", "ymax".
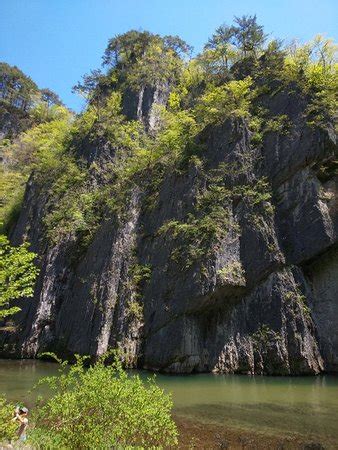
[{"xmin": 1, "ymin": 81, "xmax": 337, "ymax": 375}]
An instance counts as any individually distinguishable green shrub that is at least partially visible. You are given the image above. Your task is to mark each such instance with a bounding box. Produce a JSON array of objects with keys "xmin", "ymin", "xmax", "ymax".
[
  {"xmin": 285, "ymin": 291, "xmax": 311, "ymax": 317},
  {"xmin": 264, "ymin": 114, "xmax": 292, "ymax": 134},
  {"xmin": 126, "ymin": 300, "xmax": 143, "ymax": 321},
  {"xmin": 282, "ymin": 35, "xmax": 338, "ymax": 127},
  {"xmin": 0, "ymin": 396, "xmax": 17, "ymax": 443},
  {"xmin": 0, "ymin": 234, "xmax": 39, "ymax": 319},
  {"xmin": 251, "ymin": 324, "xmax": 280, "ymax": 345},
  {"xmin": 217, "ymin": 261, "xmax": 245, "ymax": 286},
  {"xmin": 195, "ymin": 77, "xmax": 254, "ymax": 126},
  {"xmin": 153, "ymin": 106, "xmax": 199, "ymax": 161},
  {"xmin": 30, "ymin": 355, "xmax": 178, "ymax": 449},
  {"xmin": 43, "ymin": 181, "xmax": 100, "ymax": 245},
  {"xmin": 128, "ymin": 263, "xmax": 152, "ymax": 291},
  {"xmin": 18, "ymin": 112, "xmax": 73, "ymax": 184},
  {"xmin": 0, "ymin": 168, "xmax": 26, "ymax": 234}
]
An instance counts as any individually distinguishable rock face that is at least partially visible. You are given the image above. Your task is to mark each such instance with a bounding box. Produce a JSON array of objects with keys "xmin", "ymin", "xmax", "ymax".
[
  {"xmin": 122, "ymin": 82, "xmax": 170, "ymax": 131},
  {"xmin": 1, "ymin": 88, "xmax": 337, "ymax": 375}
]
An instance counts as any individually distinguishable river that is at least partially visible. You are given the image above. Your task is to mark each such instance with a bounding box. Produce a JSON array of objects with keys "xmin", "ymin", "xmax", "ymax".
[{"xmin": 1, "ymin": 359, "xmax": 338, "ymax": 448}]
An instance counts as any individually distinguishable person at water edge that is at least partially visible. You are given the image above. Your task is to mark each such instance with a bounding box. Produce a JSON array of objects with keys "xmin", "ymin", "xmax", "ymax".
[{"xmin": 12, "ymin": 406, "xmax": 29, "ymax": 442}]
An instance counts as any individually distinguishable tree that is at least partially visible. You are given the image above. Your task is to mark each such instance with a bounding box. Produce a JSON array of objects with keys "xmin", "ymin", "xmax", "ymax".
[
  {"xmin": 0, "ymin": 62, "xmax": 38, "ymax": 98},
  {"xmin": 199, "ymin": 16, "xmax": 266, "ymax": 82},
  {"xmin": 257, "ymin": 39, "xmax": 286, "ymax": 81},
  {"xmin": 103, "ymin": 30, "xmax": 156, "ymax": 68},
  {"xmin": 72, "ymin": 69, "xmax": 111, "ymax": 109},
  {"xmin": 0, "ymin": 62, "xmax": 38, "ymax": 110},
  {"xmin": 233, "ymin": 15, "xmax": 267, "ymax": 57},
  {"xmin": 30, "ymin": 354, "xmax": 178, "ymax": 449},
  {"xmin": 206, "ymin": 24, "xmax": 235, "ymax": 51},
  {"xmin": 40, "ymin": 88, "xmax": 63, "ymax": 107},
  {"xmin": 163, "ymin": 34, "xmax": 192, "ymax": 57},
  {"xmin": 0, "ymin": 234, "xmax": 39, "ymax": 320},
  {"xmin": 201, "ymin": 24, "xmax": 238, "ymax": 81},
  {"xmin": 281, "ymin": 35, "xmax": 338, "ymax": 126},
  {"xmin": 310, "ymin": 35, "xmax": 338, "ymax": 72},
  {"xmin": 102, "ymin": 30, "xmax": 190, "ymax": 89}
]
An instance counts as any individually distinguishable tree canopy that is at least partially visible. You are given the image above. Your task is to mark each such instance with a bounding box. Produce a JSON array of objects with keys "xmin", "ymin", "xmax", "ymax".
[
  {"xmin": 74, "ymin": 30, "xmax": 192, "ymax": 100},
  {"xmin": 0, "ymin": 62, "xmax": 38, "ymax": 98}
]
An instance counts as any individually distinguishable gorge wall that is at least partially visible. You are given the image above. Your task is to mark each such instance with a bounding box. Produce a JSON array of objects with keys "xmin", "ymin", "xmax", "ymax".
[{"xmin": 1, "ymin": 82, "xmax": 337, "ymax": 376}]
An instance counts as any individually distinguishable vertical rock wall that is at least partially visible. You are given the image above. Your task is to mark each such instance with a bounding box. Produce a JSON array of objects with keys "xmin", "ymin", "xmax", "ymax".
[{"xmin": 1, "ymin": 89, "xmax": 337, "ymax": 375}]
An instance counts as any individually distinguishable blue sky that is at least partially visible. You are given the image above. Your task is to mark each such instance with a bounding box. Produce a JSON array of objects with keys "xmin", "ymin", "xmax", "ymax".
[{"xmin": 1, "ymin": 0, "xmax": 337, "ymax": 111}]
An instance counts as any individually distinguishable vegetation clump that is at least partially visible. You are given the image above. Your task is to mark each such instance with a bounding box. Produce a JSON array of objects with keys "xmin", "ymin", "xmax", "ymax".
[
  {"xmin": 159, "ymin": 161, "xmax": 272, "ymax": 269},
  {"xmin": 29, "ymin": 354, "xmax": 178, "ymax": 449},
  {"xmin": 0, "ymin": 234, "xmax": 39, "ymax": 320},
  {"xmin": 285, "ymin": 290, "xmax": 311, "ymax": 317},
  {"xmin": 125, "ymin": 263, "xmax": 152, "ymax": 321},
  {"xmin": 217, "ymin": 261, "xmax": 246, "ymax": 286},
  {"xmin": 0, "ymin": 396, "xmax": 17, "ymax": 443},
  {"xmin": 252, "ymin": 324, "xmax": 282, "ymax": 346}
]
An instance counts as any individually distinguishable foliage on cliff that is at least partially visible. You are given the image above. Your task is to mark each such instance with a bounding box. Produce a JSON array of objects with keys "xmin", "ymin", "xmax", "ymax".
[
  {"xmin": 0, "ymin": 61, "xmax": 70, "ymax": 237},
  {"xmin": 0, "ymin": 62, "xmax": 38, "ymax": 107},
  {"xmin": 0, "ymin": 234, "xmax": 39, "ymax": 320},
  {"xmin": 0, "ymin": 16, "xmax": 337, "ymax": 261},
  {"xmin": 0, "ymin": 62, "xmax": 64, "ymax": 139}
]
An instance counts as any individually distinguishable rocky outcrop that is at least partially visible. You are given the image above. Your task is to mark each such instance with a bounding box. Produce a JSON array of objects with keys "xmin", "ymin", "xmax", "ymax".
[
  {"xmin": 122, "ymin": 82, "xmax": 170, "ymax": 131},
  {"xmin": 1, "ymin": 88, "xmax": 337, "ymax": 376},
  {"xmin": 305, "ymin": 249, "xmax": 338, "ymax": 372}
]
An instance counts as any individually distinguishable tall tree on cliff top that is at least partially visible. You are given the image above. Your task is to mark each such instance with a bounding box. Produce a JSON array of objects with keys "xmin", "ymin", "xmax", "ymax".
[
  {"xmin": 202, "ymin": 24, "xmax": 238, "ymax": 81},
  {"xmin": 0, "ymin": 62, "xmax": 38, "ymax": 111},
  {"xmin": 200, "ymin": 15, "xmax": 267, "ymax": 82},
  {"xmin": 40, "ymin": 88, "xmax": 64, "ymax": 108},
  {"xmin": 102, "ymin": 30, "xmax": 191, "ymax": 88},
  {"xmin": 233, "ymin": 15, "xmax": 267, "ymax": 57}
]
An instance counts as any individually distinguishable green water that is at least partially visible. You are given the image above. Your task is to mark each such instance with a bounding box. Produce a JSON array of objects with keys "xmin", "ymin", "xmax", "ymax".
[{"xmin": 1, "ymin": 360, "xmax": 338, "ymax": 446}]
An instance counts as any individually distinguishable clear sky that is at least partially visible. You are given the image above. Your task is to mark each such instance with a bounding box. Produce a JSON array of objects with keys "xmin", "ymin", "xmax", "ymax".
[{"xmin": 1, "ymin": 0, "xmax": 337, "ymax": 112}]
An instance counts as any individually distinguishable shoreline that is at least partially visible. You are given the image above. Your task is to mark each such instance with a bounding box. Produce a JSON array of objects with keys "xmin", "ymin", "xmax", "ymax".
[{"xmin": 1, "ymin": 357, "xmax": 338, "ymax": 378}]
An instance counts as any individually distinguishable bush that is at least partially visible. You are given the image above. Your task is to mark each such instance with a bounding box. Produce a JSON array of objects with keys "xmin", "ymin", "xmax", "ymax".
[
  {"xmin": 195, "ymin": 77, "xmax": 254, "ymax": 125},
  {"xmin": 30, "ymin": 354, "xmax": 178, "ymax": 449},
  {"xmin": 153, "ymin": 106, "xmax": 199, "ymax": 161},
  {"xmin": 0, "ymin": 395, "xmax": 17, "ymax": 443},
  {"xmin": 0, "ymin": 167, "xmax": 26, "ymax": 234},
  {"xmin": 217, "ymin": 261, "xmax": 246, "ymax": 286},
  {"xmin": 282, "ymin": 35, "xmax": 338, "ymax": 127},
  {"xmin": 0, "ymin": 234, "xmax": 39, "ymax": 319}
]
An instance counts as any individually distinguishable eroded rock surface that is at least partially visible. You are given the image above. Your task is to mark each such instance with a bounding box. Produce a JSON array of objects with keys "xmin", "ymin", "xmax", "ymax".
[{"xmin": 1, "ymin": 89, "xmax": 337, "ymax": 375}]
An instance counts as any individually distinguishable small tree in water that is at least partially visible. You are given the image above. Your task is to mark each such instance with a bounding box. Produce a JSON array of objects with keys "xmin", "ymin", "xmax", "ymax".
[{"xmin": 30, "ymin": 353, "xmax": 178, "ymax": 449}]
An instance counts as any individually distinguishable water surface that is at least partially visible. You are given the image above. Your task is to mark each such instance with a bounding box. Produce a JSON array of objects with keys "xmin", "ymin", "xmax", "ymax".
[{"xmin": 1, "ymin": 360, "xmax": 338, "ymax": 447}]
